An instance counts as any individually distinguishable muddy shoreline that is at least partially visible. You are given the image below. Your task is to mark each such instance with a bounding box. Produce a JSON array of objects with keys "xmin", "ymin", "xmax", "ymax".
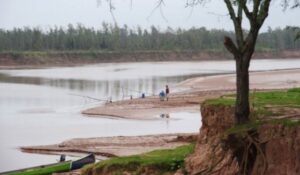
[
  {"xmin": 21, "ymin": 133, "xmax": 198, "ymax": 159},
  {"xmin": 1, "ymin": 50, "xmax": 300, "ymax": 69}
]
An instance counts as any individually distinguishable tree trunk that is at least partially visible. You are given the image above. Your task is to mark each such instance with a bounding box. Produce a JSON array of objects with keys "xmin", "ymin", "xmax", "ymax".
[{"xmin": 235, "ymin": 55, "xmax": 250, "ymax": 124}]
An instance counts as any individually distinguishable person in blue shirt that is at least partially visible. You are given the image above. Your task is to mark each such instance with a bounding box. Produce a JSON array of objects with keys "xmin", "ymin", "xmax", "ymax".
[{"xmin": 159, "ymin": 90, "xmax": 165, "ymax": 101}]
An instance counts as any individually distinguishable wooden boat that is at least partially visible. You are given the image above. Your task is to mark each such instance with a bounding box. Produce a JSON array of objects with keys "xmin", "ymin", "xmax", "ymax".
[{"xmin": 0, "ymin": 154, "xmax": 95, "ymax": 175}]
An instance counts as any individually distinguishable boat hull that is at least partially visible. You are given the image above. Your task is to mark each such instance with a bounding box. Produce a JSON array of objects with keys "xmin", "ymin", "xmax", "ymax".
[{"xmin": 0, "ymin": 154, "xmax": 95, "ymax": 175}]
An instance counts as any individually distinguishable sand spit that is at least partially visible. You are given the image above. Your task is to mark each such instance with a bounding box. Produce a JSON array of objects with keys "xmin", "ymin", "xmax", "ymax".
[
  {"xmin": 83, "ymin": 69, "xmax": 300, "ymax": 120},
  {"xmin": 21, "ymin": 133, "xmax": 197, "ymax": 158}
]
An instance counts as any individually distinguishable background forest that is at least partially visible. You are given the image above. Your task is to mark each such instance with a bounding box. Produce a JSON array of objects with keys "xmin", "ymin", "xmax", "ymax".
[{"xmin": 1, "ymin": 23, "xmax": 299, "ymax": 52}]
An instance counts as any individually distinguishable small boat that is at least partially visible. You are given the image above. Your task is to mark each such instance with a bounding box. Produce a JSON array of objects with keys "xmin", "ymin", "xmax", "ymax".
[{"xmin": 0, "ymin": 154, "xmax": 95, "ymax": 175}]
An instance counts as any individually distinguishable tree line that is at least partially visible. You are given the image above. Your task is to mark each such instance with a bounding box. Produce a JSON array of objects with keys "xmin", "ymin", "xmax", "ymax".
[{"xmin": 0, "ymin": 23, "xmax": 299, "ymax": 52}]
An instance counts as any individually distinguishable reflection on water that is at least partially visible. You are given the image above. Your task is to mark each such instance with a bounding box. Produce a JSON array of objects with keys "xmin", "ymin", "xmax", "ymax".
[
  {"xmin": 0, "ymin": 63, "xmax": 208, "ymax": 172},
  {"xmin": 0, "ymin": 72, "xmax": 210, "ymax": 101},
  {"xmin": 0, "ymin": 59, "xmax": 300, "ymax": 172}
]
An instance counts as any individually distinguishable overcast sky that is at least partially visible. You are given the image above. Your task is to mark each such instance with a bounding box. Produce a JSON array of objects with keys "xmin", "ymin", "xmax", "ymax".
[{"xmin": 0, "ymin": 0, "xmax": 299, "ymax": 32}]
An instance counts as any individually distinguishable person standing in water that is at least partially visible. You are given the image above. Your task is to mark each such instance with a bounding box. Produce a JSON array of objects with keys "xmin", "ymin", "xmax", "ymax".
[{"xmin": 165, "ymin": 85, "xmax": 169, "ymax": 101}]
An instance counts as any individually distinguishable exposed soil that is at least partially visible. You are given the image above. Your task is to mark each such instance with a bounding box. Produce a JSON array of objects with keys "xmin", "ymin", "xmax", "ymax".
[
  {"xmin": 186, "ymin": 103, "xmax": 300, "ymax": 175},
  {"xmin": 1, "ymin": 50, "xmax": 300, "ymax": 69}
]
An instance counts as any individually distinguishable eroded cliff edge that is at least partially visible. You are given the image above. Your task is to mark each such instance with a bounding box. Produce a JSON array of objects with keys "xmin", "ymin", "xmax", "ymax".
[{"xmin": 185, "ymin": 102, "xmax": 300, "ymax": 175}]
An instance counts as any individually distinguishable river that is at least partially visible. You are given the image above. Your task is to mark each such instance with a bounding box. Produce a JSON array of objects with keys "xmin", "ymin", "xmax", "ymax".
[{"xmin": 1, "ymin": 59, "xmax": 300, "ymax": 172}]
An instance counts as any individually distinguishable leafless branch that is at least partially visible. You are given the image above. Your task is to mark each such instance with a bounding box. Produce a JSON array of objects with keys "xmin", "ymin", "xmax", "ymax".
[
  {"xmin": 97, "ymin": 0, "xmax": 117, "ymax": 25},
  {"xmin": 185, "ymin": 0, "xmax": 211, "ymax": 7},
  {"xmin": 147, "ymin": 0, "xmax": 168, "ymax": 23}
]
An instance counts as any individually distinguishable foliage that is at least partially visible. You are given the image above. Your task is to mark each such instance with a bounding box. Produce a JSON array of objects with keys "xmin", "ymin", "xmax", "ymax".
[
  {"xmin": 0, "ymin": 25, "xmax": 299, "ymax": 52},
  {"xmin": 82, "ymin": 144, "xmax": 195, "ymax": 175}
]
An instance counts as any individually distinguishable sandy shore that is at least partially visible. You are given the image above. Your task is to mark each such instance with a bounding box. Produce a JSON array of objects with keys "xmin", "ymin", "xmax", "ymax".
[
  {"xmin": 83, "ymin": 68, "xmax": 300, "ymax": 120},
  {"xmin": 21, "ymin": 68, "xmax": 300, "ymax": 159},
  {"xmin": 21, "ymin": 133, "xmax": 197, "ymax": 158}
]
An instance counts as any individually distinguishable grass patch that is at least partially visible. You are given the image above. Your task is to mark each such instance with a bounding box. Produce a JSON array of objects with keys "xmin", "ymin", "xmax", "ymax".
[
  {"xmin": 270, "ymin": 118, "xmax": 300, "ymax": 128},
  {"xmin": 206, "ymin": 88, "xmax": 300, "ymax": 135},
  {"xmin": 205, "ymin": 96, "xmax": 235, "ymax": 107},
  {"xmin": 225, "ymin": 118, "xmax": 300, "ymax": 140},
  {"xmin": 225, "ymin": 120, "xmax": 264, "ymax": 135},
  {"xmin": 206, "ymin": 88, "xmax": 300, "ymax": 118},
  {"xmin": 206, "ymin": 88, "xmax": 300, "ymax": 108},
  {"xmin": 82, "ymin": 144, "xmax": 195, "ymax": 175}
]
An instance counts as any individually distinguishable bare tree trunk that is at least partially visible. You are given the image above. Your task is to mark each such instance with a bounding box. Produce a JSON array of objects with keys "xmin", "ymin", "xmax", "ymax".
[
  {"xmin": 223, "ymin": 0, "xmax": 271, "ymax": 124},
  {"xmin": 235, "ymin": 56, "xmax": 250, "ymax": 124}
]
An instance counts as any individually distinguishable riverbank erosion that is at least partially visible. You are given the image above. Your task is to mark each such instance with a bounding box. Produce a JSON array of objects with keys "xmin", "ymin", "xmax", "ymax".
[
  {"xmin": 1, "ymin": 50, "xmax": 300, "ymax": 68},
  {"xmin": 23, "ymin": 88, "xmax": 300, "ymax": 175},
  {"xmin": 185, "ymin": 88, "xmax": 300, "ymax": 175},
  {"xmin": 76, "ymin": 88, "xmax": 300, "ymax": 175}
]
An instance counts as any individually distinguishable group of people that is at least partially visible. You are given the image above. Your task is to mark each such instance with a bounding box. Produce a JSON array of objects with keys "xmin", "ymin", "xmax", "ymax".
[{"xmin": 159, "ymin": 85, "xmax": 170, "ymax": 101}]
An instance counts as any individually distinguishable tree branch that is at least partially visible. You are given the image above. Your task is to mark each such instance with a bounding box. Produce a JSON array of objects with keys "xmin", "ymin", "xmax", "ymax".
[
  {"xmin": 257, "ymin": 0, "xmax": 271, "ymax": 26},
  {"xmin": 237, "ymin": 0, "xmax": 243, "ymax": 25},
  {"xmin": 237, "ymin": 1, "xmax": 245, "ymax": 47},
  {"xmin": 224, "ymin": 0, "xmax": 237, "ymax": 24},
  {"xmin": 252, "ymin": 0, "xmax": 261, "ymax": 20},
  {"xmin": 238, "ymin": 0, "xmax": 252, "ymax": 20},
  {"xmin": 224, "ymin": 36, "xmax": 239, "ymax": 56},
  {"xmin": 224, "ymin": 0, "xmax": 244, "ymax": 49}
]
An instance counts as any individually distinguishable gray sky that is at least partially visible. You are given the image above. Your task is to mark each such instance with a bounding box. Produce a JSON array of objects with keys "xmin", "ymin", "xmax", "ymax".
[{"xmin": 0, "ymin": 0, "xmax": 299, "ymax": 32}]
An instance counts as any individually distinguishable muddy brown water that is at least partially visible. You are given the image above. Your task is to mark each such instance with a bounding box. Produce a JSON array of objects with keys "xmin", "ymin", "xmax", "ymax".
[{"xmin": 0, "ymin": 59, "xmax": 300, "ymax": 172}]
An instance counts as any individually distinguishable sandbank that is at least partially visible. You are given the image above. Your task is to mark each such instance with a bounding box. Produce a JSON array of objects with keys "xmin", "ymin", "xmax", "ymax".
[{"xmin": 83, "ymin": 68, "xmax": 300, "ymax": 120}]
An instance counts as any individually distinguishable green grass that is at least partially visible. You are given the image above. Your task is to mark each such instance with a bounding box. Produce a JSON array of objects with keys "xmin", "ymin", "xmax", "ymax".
[
  {"xmin": 270, "ymin": 118, "xmax": 300, "ymax": 127},
  {"xmin": 204, "ymin": 88, "xmax": 300, "ymax": 135},
  {"xmin": 82, "ymin": 144, "xmax": 195, "ymax": 175},
  {"xmin": 205, "ymin": 96, "xmax": 235, "ymax": 107},
  {"xmin": 206, "ymin": 88, "xmax": 300, "ymax": 117},
  {"xmin": 225, "ymin": 120, "xmax": 264, "ymax": 135},
  {"xmin": 225, "ymin": 118, "xmax": 300, "ymax": 137},
  {"xmin": 206, "ymin": 88, "xmax": 300, "ymax": 135},
  {"xmin": 207, "ymin": 88, "xmax": 300, "ymax": 107}
]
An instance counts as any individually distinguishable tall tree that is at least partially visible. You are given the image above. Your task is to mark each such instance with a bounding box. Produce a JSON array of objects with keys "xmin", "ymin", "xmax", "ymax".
[
  {"xmin": 221, "ymin": 0, "xmax": 299, "ymax": 123},
  {"xmin": 222, "ymin": 0, "xmax": 271, "ymax": 123}
]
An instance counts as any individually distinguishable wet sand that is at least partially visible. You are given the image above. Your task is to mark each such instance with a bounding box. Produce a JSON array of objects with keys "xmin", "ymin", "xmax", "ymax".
[
  {"xmin": 21, "ymin": 69, "xmax": 300, "ymax": 158},
  {"xmin": 21, "ymin": 133, "xmax": 197, "ymax": 158},
  {"xmin": 83, "ymin": 68, "xmax": 300, "ymax": 120}
]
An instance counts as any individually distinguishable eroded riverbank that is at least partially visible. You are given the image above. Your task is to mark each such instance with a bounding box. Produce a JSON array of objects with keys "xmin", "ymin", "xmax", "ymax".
[{"xmin": 1, "ymin": 50, "xmax": 300, "ymax": 69}]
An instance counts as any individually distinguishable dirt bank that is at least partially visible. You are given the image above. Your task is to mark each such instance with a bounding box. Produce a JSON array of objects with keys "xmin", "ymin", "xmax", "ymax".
[
  {"xmin": 1, "ymin": 50, "xmax": 300, "ymax": 68},
  {"xmin": 185, "ymin": 102, "xmax": 300, "ymax": 175}
]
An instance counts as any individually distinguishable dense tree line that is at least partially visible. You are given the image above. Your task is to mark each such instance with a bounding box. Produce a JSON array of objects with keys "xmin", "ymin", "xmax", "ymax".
[{"xmin": 0, "ymin": 23, "xmax": 299, "ymax": 52}]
